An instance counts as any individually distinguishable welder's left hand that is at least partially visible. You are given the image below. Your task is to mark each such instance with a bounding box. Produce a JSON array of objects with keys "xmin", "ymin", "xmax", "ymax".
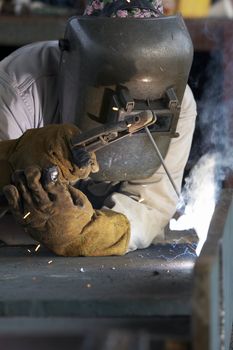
[
  {"xmin": 0, "ymin": 124, "xmax": 99, "ymax": 191},
  {"xmin": 3, "ymin": 166, "xmax": 130, "ymax": 256}
]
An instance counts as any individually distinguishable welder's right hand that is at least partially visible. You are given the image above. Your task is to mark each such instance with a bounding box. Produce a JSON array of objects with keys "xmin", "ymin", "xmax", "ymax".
[
  {"xmin": 3, "ymin": 166, "xmax": 130, "ymax": 257},
  {"xmin": 0, "ymin": 124, "xmax": 99, "ymax": 191}
]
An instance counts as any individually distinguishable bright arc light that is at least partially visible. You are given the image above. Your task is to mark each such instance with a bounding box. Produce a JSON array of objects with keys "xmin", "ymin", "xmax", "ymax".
[
  {"xmin": 169, "ymin": 153, "xmax": 217, "ymax": 256},
  {"xmin": 141, "ymin": 77, "xmax": 152, "ymax": 83}
]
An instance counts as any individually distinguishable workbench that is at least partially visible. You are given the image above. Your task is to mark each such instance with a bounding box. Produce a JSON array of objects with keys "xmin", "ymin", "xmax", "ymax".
[{"xmin": 0, "ymin": 236, "xmax": 196, "ymax": 349}]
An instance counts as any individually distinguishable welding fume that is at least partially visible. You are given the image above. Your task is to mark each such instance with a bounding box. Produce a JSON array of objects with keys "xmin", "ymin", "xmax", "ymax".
[
  {"xmin": 170, "ymin": 35, "xmax": 233, "ymax": 256},
  {"xmin": 0, "ymin": 0, "xmax": 197, "ymax": 257}
]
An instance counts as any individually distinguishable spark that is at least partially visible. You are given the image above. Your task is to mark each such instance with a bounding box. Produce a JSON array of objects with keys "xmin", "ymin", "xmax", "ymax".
[
  {"xmin": 157, "ymin": 247, "xmax": 197, "ymax": 262},
  {"xmin": 48, "ymin": 260, "xmax": 53, "ymax": 264},
  {"xmin": 35, "ymin": 244, "xmax": 41, "ymax": 252},
  {"xmin": 111, "ymin": 267, "xmax": 116, "ymax": 270},
  {"xmin": 112, "ymin": 106, "xmax": 119, "ymax": 111},
  {"xmin": 27, "ymin": 249, "xmax": 31, "ymax": 253},
  {"xmin": 86, "ymin": 283, "xmax": 91, "ymax": 288},
  {"xmin": 23, "ymin": 211, "xmax": 31, "ymax": 219},
  {"xmin": 170, "ymin": 237, "xmax": 197, "ymax": 252},
  {"xmin": 141, "ymin": 77, "xmax": 152, "ymax": 83},
  {"xmin": 0, "ymin": 209, "xmax": 8, "ymax": 219},
  {"xmin": 80, "ymin": 267, "xmax": 85, "ymax": 272},
  {"xmin": 138, "ymin": 197, "xmax": 144, "ymax": 203}
]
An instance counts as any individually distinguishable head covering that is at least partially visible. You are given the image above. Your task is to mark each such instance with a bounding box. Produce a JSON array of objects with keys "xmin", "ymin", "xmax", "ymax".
[{"xmin": 84, "ymin": 0, "xmax": 163, "ymax": 17}]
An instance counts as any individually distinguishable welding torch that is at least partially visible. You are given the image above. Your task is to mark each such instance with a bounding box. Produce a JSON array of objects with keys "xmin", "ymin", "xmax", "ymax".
[
  {"xmin": 0, "ymin": 109, "xmax": 180, "ymax": 211},
  {"xmin": 71, "ymin": 111, "xmax": 180, "ymax": 198},
  {"xmin": 70, "ymin": 110, "xmax": 155, "ymax": 153},
  {"xmin": 0, "ymin": 111, "xmax": 154, "ymax": 211}
]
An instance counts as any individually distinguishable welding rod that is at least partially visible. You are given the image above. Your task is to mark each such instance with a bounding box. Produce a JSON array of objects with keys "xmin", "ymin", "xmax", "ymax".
[{"xmin": 145, "ymin": 126, "xmax": 180, "ymax": 199}]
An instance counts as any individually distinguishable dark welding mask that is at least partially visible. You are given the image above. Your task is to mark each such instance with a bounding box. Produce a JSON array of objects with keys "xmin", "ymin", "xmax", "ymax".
[{"xmin": 58, "ymin": 13, "xmax": 193, "ymax": 181}]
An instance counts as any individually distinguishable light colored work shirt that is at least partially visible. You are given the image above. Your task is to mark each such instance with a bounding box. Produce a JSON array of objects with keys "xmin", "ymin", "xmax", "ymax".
[{"xmin": 0, "ymin": 41, "xmax": 197, "ymax": 250}]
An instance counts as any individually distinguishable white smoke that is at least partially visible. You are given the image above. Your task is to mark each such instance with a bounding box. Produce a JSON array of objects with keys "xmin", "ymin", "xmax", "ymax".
[
  {"xmin": 170, "ymin": 152, "xmax": 218, "ymax": 255},
  {"xmin": 169, "ymin": 33, "xmax": 233, "ymax": 257}
]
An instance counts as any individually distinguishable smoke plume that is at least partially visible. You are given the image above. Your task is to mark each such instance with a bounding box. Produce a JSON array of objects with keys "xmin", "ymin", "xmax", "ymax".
[
  {"xmin": 170, "ymin": 42, "xmax": 233, "ymax": 255},
  {"xmin": 170, "ymin": 152, "xmax": 218, "ymax": 255}
]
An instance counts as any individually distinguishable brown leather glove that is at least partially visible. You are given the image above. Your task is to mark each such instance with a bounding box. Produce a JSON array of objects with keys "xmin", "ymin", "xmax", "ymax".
[
  {"xmin": 0, "ymin": 124, "xmax": 99, "ymax": 191},
  {"xmin": 3, "ymin": 166, "xmax": 130, "ymax": 256}
]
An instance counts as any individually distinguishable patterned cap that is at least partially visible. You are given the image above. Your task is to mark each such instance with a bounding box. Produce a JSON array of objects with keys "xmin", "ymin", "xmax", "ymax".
[{"xmin": 85, "ymin": 0, "xmax": 163, "ymax": 17}]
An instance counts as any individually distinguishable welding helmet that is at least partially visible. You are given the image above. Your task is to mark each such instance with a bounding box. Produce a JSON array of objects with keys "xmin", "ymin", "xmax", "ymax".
[{"xmin": 58, "ymin": 3, "xmax": 193, "ymax": 181}]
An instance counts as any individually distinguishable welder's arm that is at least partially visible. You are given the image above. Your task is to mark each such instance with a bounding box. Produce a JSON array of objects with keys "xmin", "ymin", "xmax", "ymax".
[
  {"xmin": 0, "ymin": 78, "xmax": 38, "ymax": 141},
  {"xmin": 0, "ymin": 123, "xmax": 99, "ymax": 192},
  {"xmin": 3, "ymin": 167, "xmax": 130, "ymax": 256},
  {"xmin": 104, "ymin": 85, "xmax": 197, "ymax": 251}
]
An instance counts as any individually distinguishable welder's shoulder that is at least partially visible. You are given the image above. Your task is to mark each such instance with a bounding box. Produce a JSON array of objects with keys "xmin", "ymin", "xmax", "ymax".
[
  {"xmin": 0, "ymin": 41, "xmax": 61, "ymax": 140},
  {"xmin": 0, "ymin": 41, "xmax": 60, "ymax": 88},
  {"xmin": 180, "ymin": 85, "xmax": 197, "ymax": 119}
]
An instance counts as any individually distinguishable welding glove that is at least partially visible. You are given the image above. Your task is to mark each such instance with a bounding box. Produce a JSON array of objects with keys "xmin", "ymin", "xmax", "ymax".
[
  {"xmin": 3, "ymin": 166, "xmax": 130, "ymax": 256},
  {"xmin": 0, "ymin": 124, "xmax": 99, "ymax": 191}
]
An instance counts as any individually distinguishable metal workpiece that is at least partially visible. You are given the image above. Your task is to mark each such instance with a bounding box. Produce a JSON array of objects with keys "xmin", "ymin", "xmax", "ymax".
[
  {"xmin": 0, "ymin": 190, "xmax": 233, "ymax": 349},
  {"xmin": 0, "ymin": 235, "xmax": 196, "ymax": 347},
  {"xmin": 0, "ymin": 239, "xmax": 196, "ymax": 318},
  {"xmin": 192, "ymin": 190, "xmax": 233, "ymax": 350},
  {"xmin": 0, "ymin": 327, "xmax": 191, "ymax": 350}
]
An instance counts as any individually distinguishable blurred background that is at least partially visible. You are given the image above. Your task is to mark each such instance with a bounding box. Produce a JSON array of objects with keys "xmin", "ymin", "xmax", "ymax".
[
  {"xmin": 0, "ymin": 0, "xmax": 232, "ymax": 20},
  {"xmin": 0, "ymin": 0, "xmax": 86, "ymax": 15}
]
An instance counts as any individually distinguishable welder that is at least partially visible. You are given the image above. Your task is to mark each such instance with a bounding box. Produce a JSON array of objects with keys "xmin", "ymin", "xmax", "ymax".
[{"xmin": 0, "ymin": 0, "xmax": 197, "ymax": 256}]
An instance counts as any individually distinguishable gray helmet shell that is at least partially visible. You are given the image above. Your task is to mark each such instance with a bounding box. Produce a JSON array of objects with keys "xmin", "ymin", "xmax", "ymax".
[{"xmin": 59, "ymin": 15, "xmax": 193, "ymax": 181}]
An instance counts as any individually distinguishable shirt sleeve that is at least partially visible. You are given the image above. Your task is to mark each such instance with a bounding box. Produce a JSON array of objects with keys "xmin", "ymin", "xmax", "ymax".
[
  {"xmin": 0, "ymin": 75, "xmax": 42, "ymax": 141},
  {"xmin": 105, "ymin": 85, "xmax": 197, "ymax": 252}
]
